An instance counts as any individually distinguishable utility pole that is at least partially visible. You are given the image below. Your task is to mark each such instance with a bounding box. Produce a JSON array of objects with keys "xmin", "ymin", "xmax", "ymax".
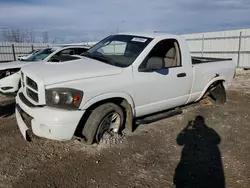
[{"xmin": 116, "ymin": 21, "xmax": 125, "ymax": 33}]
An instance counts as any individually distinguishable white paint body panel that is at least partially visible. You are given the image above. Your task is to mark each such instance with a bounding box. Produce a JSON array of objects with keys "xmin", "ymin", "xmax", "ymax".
[
  {"xmin": 15, "ymin": 33, "xmax": 236, "ymax": 141},
  {"xmin": 132, "ymin": 35, "xmax": 193, "ymax": 117},
  {"xmin": 16, "ymin": 93, "xmax": 85, "ymax": 140},
  {"xmin": 188, "ymin": 60, "xmax": 235, "ymax": 103}
]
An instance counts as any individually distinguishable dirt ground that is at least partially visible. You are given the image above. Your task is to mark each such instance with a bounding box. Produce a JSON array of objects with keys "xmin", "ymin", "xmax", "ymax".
[{"xmin": 0, "ymin": 71, "xmax": 250, "ymax": 188}]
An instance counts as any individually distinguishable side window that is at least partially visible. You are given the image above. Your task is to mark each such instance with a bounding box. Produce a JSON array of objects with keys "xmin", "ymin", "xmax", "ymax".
[
  {"xmin": 49, "ymin": 48, "xmax": 74, "ymax": 61},
  {"xmin": 33, "ymin": 48, "xmax": 52, "ymax": 61},
  {"xmin": 60, "ymin": 48, "xmax": 75, "ymax": 55},
  {"xmin": 147, "ymin": 39, "xmax": 181, "ymax": 68},
  {"xmin": 77, "ymin": 48, "xmax": 88, "ymax": 55}
]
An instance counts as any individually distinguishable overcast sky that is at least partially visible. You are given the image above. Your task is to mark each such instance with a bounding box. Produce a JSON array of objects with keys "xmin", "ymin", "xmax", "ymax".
[{"xmin": 0, "ymin": 0, "xmax": 250, "ymax": 42}]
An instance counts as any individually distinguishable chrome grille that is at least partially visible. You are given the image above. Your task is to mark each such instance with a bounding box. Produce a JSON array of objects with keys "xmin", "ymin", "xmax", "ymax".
[
  {"xmin": 26, "ymin": 76, "xmax": 38, "ymax": 91},
  {"xmin": 21, "ymin": 72, "xmax": 39, "ymax": 103},
  {"xmin": 26, "ymin": 88, "xmax": 38, "ymax": 102}
]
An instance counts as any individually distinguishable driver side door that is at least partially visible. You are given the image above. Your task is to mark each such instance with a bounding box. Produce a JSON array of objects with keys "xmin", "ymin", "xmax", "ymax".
[{"xmin": 133, "ymin": 39, "xmax": 192, "ymax": 117}]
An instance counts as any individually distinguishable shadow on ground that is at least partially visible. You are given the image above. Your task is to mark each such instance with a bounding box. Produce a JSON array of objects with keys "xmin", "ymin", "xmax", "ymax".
[
  {"xmin": 0, "ymin": 102, "xmax": 15, "ymax": 117},
  {"xmin": 174, "ymin": 115, "xmax": 225, "ymax": 188}
]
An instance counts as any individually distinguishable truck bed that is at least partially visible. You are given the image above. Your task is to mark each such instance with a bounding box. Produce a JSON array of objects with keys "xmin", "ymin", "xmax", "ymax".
[{"xmin": 191, "ymin": 56, "xmax": 232, "ymax": 64}]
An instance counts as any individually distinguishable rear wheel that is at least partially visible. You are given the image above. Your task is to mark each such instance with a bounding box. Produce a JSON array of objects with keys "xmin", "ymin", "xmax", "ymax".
[
  {"xmin": 209, "ymin": 83, "xmax": 226, "ymax": 105},
  {"xmin": 81, "ymin": 103, "xmax": 125, "ymax": 145}
]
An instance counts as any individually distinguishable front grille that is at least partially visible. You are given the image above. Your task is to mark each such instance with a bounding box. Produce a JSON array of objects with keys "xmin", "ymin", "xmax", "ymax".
[
  {"xmin": 26, "ymin": 77, "xmax": 38, "ymax": 91},
  {"xmin": 27, "ymin": 88, "xmax": 38, "ymax": 102},
  {"xmin": 19, "ymin": 92, "xmax": 36, "ymax": 107},
  {"xmin": 21, "ymin": 72, "xmax": 41, "ymax": 104}
]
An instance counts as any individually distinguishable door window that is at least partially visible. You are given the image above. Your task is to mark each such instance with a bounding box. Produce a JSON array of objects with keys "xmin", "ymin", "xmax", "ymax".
[
  {"xmin": 143, "ymin": 39, "xmax": 181, "ymax": 68},
  {"xmin": 77, "ymin": 47, "xmax": 88, "ymax": 54},
  {"xmin": 59, "ymin": 48, "xmax": 75, "ymax": 55}
]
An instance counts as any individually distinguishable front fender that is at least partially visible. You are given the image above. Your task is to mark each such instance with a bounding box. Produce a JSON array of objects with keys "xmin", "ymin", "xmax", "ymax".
[
  {"xmin": 80, "ymin": 92, "xmax": 135, "ymax": 114},
  {"xmin": 195, "ymin": 77, "xmax": 226, "ymax": 102}
]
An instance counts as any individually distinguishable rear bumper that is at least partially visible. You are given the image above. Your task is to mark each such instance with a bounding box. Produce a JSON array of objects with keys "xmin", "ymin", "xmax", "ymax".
[{"xmin": 15, "ymin": 92, "xmax": 85, "ymax": 141}]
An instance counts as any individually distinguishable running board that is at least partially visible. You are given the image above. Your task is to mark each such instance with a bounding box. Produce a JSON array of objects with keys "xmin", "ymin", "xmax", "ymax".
[{"xmin": 135, "ymin": 108, "xmax": 183, "ymax": 125}]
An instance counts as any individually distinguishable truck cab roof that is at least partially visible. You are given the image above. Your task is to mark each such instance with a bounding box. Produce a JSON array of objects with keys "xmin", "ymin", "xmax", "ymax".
[{"xmin": 118, "ymin": 32, "xmax": 180, "ymax": 39}]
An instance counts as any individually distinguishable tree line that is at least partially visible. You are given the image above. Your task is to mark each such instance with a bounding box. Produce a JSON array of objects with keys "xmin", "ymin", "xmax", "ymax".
[{"xmin": 0, "ymin": 29, "xmax": 50, "ymax": 43}]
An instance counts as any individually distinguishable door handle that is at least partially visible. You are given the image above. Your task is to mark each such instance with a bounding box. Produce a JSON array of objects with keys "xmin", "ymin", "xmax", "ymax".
[{"xmin": 177, "ymin": 73, "xmax": 186, "ymax": 77}]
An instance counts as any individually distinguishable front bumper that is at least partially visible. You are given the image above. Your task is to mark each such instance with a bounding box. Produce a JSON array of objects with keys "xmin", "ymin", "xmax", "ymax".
[{"xmin": 15, "ymin": 92, "xmax": 85, "ymax": 141}]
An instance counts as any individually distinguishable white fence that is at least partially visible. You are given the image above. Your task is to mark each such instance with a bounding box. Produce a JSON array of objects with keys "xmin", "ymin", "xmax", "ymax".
[
  {"xmin": 183, "ymin": 28, "xmax": 250, "ymax": 68},
  {"xmin": 0, "ymin": 42, "xmax": 95, "ymax": 62},
  {"xmin": 0, "ymin": 42, "xmax": 50, "ymax": 62}
]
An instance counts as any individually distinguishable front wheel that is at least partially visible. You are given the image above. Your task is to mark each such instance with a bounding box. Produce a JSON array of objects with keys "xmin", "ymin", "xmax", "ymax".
[{"xmin": 81, "ymin": 103, "xmax": 125, "ymax": 145}]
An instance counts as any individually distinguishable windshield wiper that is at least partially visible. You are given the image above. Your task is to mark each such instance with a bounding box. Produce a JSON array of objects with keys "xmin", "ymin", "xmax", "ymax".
[
  {"xmin": 81, "ymin": 52, "xmax": 120, "ymax": 67},
  {"xmin": 93, "ymin": 54, "xmax": 121, "ymax": 67}
]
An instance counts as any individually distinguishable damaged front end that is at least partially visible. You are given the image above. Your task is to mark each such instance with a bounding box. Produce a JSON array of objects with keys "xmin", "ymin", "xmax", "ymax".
[
  {"xmin": 0, "ymin": 68, "xmax": 20, "ymax": 79},
  {"xmin": 0, "ymin": 68, "xmax": 21, "ymax": 96}
]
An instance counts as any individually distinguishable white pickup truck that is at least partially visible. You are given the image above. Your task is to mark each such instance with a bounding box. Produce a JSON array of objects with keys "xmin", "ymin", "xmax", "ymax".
[
  {"xmin": 15, "ymin": 32, "xmax": 236, "ymax": 144},
  {"xmin": 0, "ymin": 45, "xmax": 90, "ymax": 98}
]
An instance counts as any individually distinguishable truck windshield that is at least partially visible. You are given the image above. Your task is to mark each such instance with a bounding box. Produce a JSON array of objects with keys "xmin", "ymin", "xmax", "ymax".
[
  {"xmin": 81, "ymin": 35, "xmax": 153, "ymax": 67},
  {"xmin": 23, "ymin": 48, "xmax": 56, "ymax": 62}
]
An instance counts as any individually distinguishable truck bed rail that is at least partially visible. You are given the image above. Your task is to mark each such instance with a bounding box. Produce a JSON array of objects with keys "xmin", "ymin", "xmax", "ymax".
[{"xmin": 192, "ymin": 56, "xmax": 232, "ymax": 64}]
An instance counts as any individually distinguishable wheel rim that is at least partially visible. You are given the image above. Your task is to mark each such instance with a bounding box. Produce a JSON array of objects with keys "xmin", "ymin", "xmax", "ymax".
[{"xmin": 96, "ymin": 112, "xmax": 121, "ymax": 142}]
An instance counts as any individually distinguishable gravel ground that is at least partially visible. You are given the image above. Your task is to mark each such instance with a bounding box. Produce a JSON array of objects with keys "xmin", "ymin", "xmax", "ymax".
[{"xmin": 0, "ymin": 71, "xmax": 250, "ymax": 188}]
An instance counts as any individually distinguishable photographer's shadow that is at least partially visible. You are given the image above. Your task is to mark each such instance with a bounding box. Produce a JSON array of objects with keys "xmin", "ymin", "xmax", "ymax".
[{"xmin": 173, "ymin": 116, "xmax": 225, "ymax": 188}]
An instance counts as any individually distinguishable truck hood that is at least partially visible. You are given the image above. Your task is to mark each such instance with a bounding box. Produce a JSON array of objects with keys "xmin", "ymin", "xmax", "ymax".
[
  {"xmin": 0, "ymin": 60, "xmax": 33, "ymax": 70},
  {"xmin": 22, "ymin": 57, "xmax": 123, "ymax": 85}
]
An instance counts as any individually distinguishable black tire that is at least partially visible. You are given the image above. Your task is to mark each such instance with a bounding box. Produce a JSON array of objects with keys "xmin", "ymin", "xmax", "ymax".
[
  {"xmin": 209, "ymin": 83, "xmax": 226, "ymax": 105},
  {"xmin": 81, "ymin": 103, "xmax": 125, "ymax": 145}
]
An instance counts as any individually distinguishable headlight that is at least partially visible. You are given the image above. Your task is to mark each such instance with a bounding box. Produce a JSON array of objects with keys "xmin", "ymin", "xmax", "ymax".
[{"xmin": 46, "ymin": 88, "xmax": 83, "ymax": 110}]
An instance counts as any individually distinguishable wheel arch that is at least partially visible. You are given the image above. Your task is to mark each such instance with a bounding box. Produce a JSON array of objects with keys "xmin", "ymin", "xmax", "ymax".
[
  {"xmin": 79, "ymin": 92, "xmax": 135, "ymax": 132},
  {"xmin": 81, "ymin": 92, "xmax": 135, "ymax": 110},
  {"xmin": 195, "ymin": 77, "xmax": 226, "ymax": 102}
]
